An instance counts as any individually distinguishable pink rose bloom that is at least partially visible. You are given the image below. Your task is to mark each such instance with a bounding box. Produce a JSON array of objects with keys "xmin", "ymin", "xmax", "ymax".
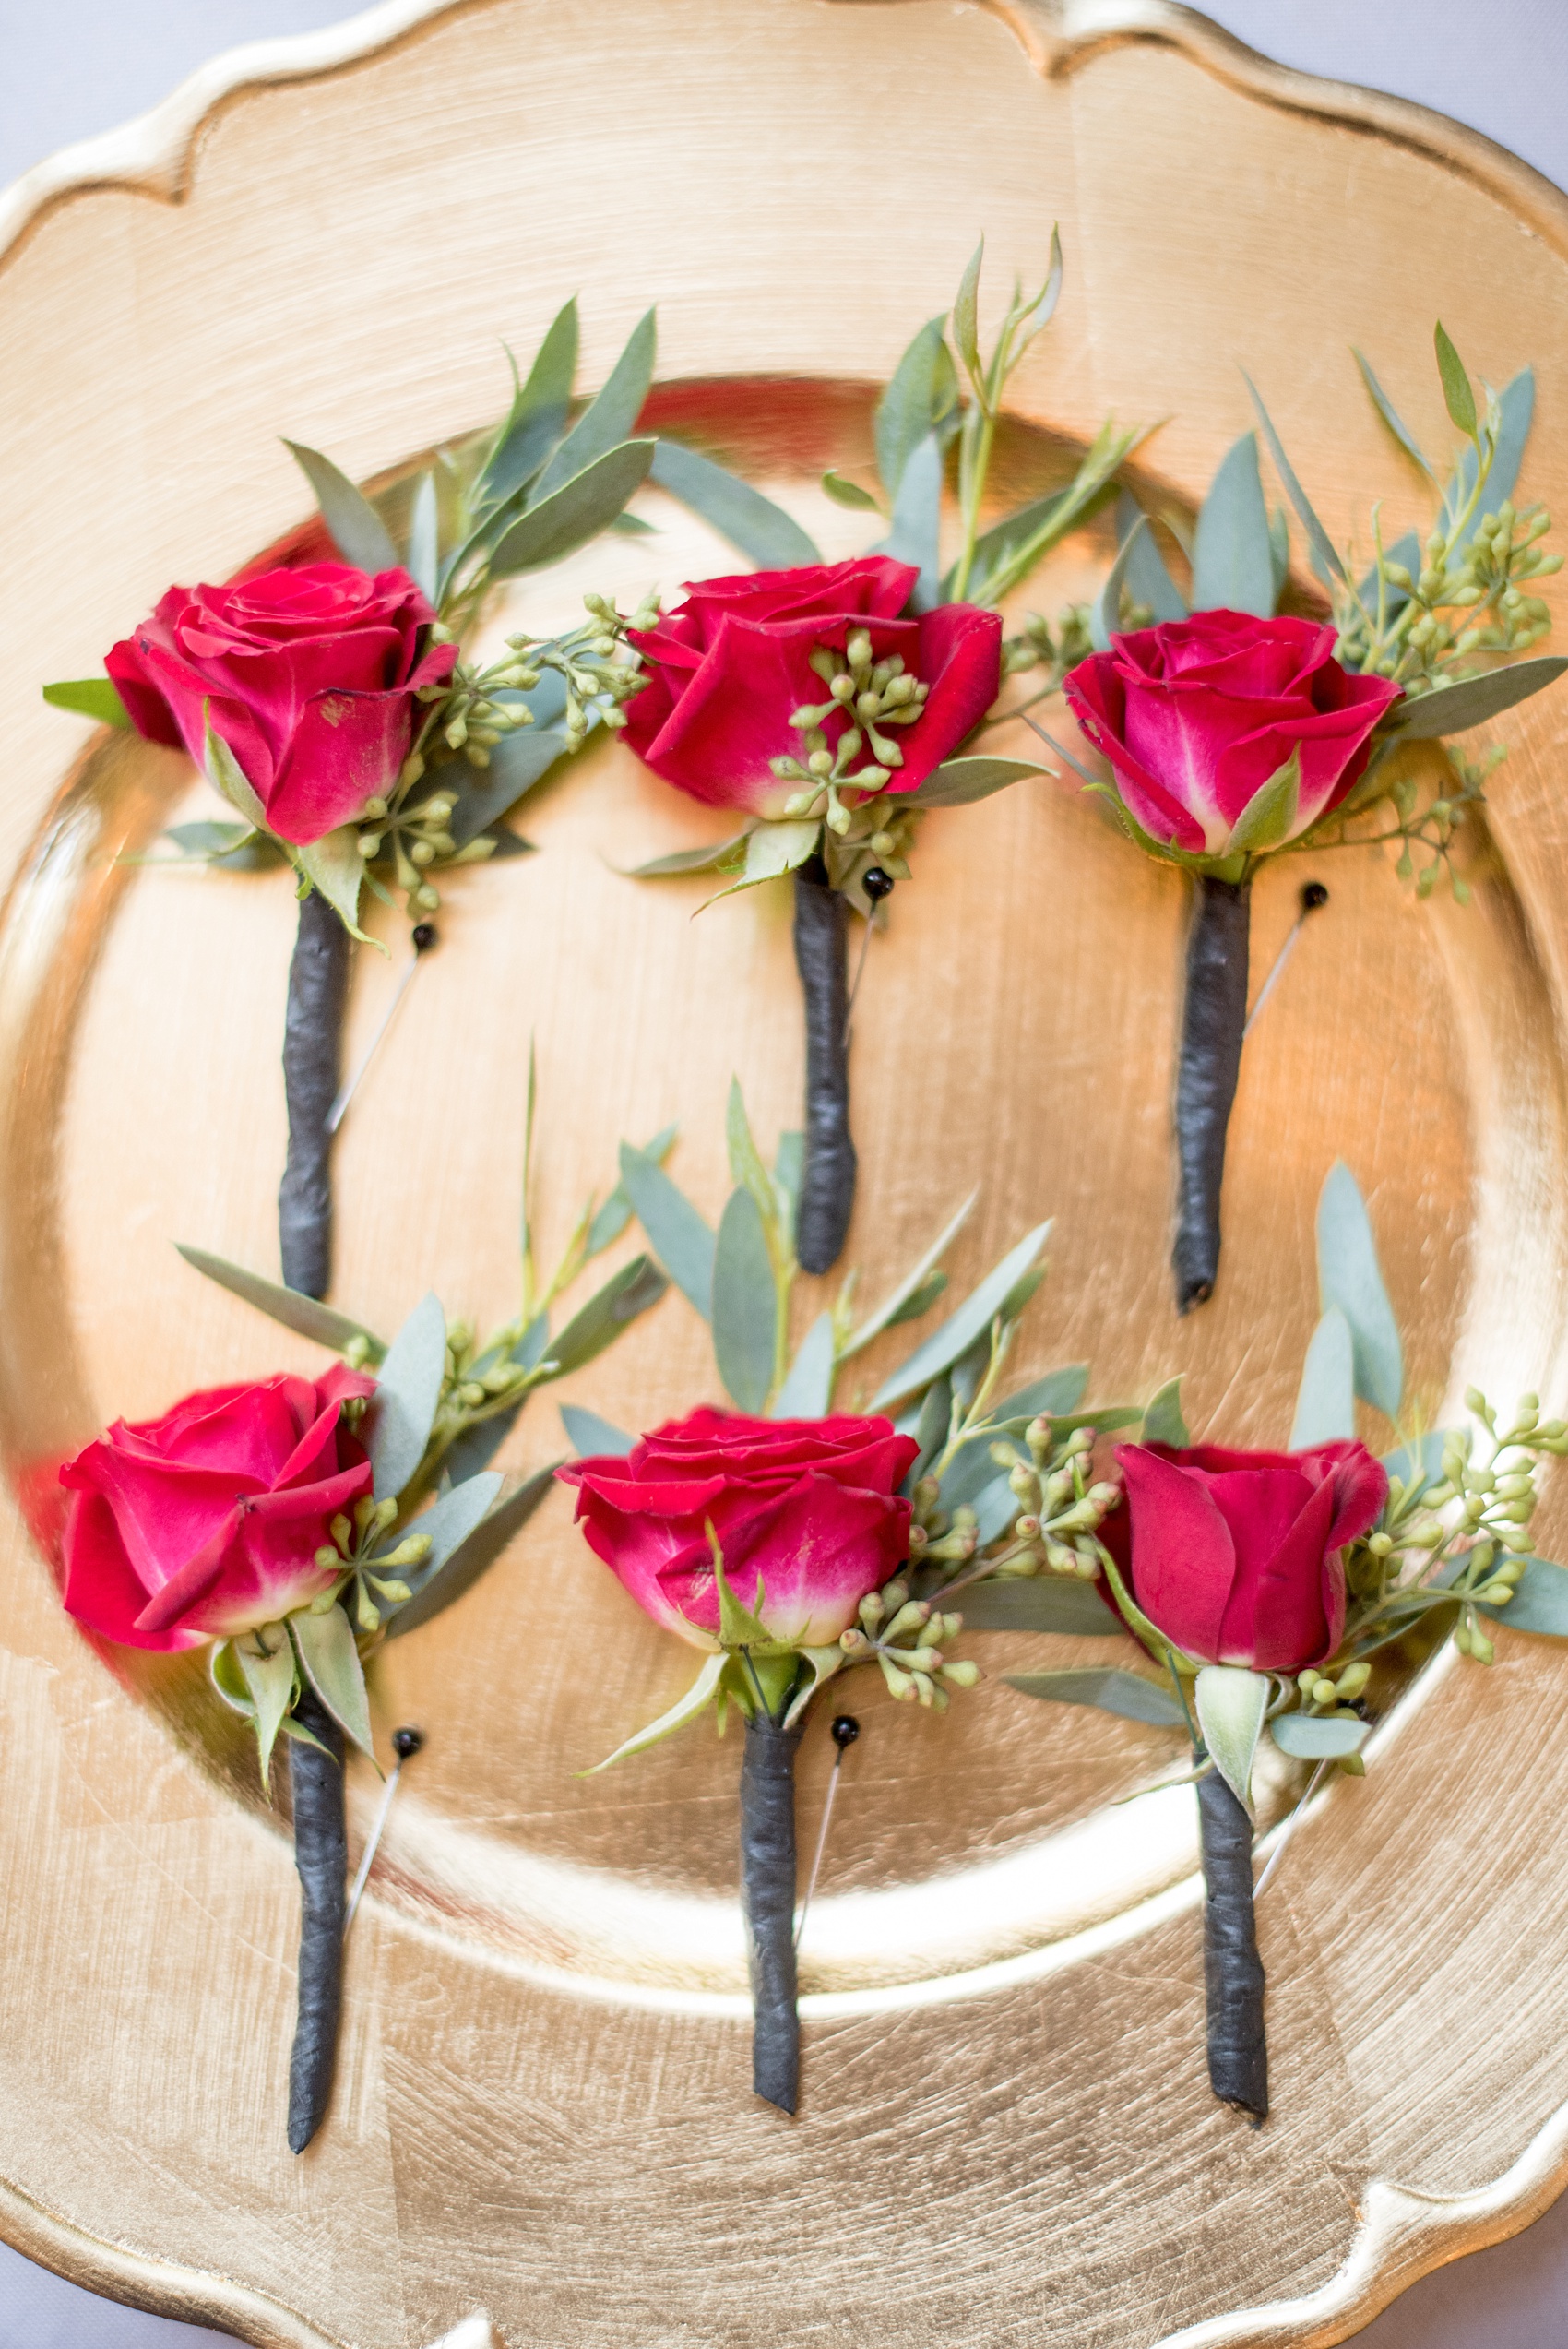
[
  {"xmin": 1064, "ymin": 610, "xmax": 1400, "ymax": 856},
  {"xmin": 106, "ymin": 562, "xmax": 456, "ymax": 846},
  {"xmin": 60, "ymin": 1366, "xmax": 376, "ymax": 1652},
  {"xmin": 559, "ymin": 1406, "xmax": 919, "ymax": 1648},
  {"xmin": 1109, "ymin": 1438, "xmax": 1389, "ymax": 1672},
  {"xmin": 622, "ymin": 557, "xmax": 1001, "ymax": 817}
]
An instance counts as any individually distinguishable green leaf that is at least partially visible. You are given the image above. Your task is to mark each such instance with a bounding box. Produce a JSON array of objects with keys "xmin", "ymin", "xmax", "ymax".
[
  {"xmin": 774, "ymin": 1312, "xmax": 836, "ymax": 1418},
  {"xmin": 1316, "ymin": 1161, "xmax": 1403, "ymax": 1419},
  {"xmin": 1451, "ymin": 368, "xmax": 1534, "ymax": 557},
  {"xmin": 870, "ymin": 1221, "xmax": 1051, "ymax": 1412},
  {"xmin": 842, "ymin": 1191, "xmax": 977, "ymax": 1363},
  {"xmin": 650, "ymin": 441, "xmax": 821, "ymax": 567},
  {"xmin": 283, "ymin": 440, "xmax": 400, "ymax": 573},
  {"xmin": 774, "ymin": 1132, "xmax": 804, "ymax": 1239},
  {"xmin": 1380, "ymin": 1430, "xmax": 1450, "ymax": 1508},
  {"xmin": 874, "ymin": 429, "xmax": 944, "ymax": 612},
  {"xmin": 1004, "ymin": 1665, "xmax": 1185, "ymax": 1727},
  {"xmin": 489, "ymin": 439, "xmax": 656, "ymax": 578},
  {"xmin": 1433, "ymin": 321, "xmax": 1478, "ymax": 441},
  {"xmin": 289, "ymin": 1604, "xmax": 374, "ymax": 1759},
  {"xmin": 712, "ymin": 1189, "xmax": 777, "ymax": 1413},
  {"xmin": 384, "ymin": 1462, "xmax": 559, "ymax": 1640},
  {"xmin": 233, "ymin": 1625, "xmax": 297, "ymax": 1790},
  {"xmin": 585, "ymin": 1124, "xmax": 677, "ymax": 1257},
  {"xmin": 956, "ymin": 1577, "xmax": 1120, "ymax": 1635},
  {"xmin": 42, "ymin": 677, "xmax": 131, "ymax": 727},
  {"xmin": 1113, "ymin": 490, "xmax": 1187, "ymax": 624},
  {"xmin": 702, "ymin": 817, "xmax": 820, "ymax": 901},
  {"xmin": 1352, "ymin": 348, "xmax": 1434, "ymax": 478},
  {"xmin": 725, "ymin": 1078, "xmax": 781, "ymax": 1234},
  {"xmin": 964, "ymin": 419, "xmax": 1142, "ymax": 607},
  {"xmin": 293, "ymin": 826, "xmax": 374, "ymax": 945},
  {"xmin": 905, "ymin": 1372, "xmax": 953, "ymax": 1483},
  {"xmin": 1013, "ymin": 224, "xmax": 1063, "ymax": 352},
  {"xmin": 712, "ymin": 1543, "xmax": 773, "ymax": 1651},
  {"xmin": 821, "ymin": 471, "xmax": 882, "ymax": 512},
  {"xmin": 1090, "ymin": 511, "xmax": 1151, "ymax": 651},
  {"xmin": 889, "ymin": 756, "xmax": 1041, "ymax": 811},
  {"xmin": 885, "ymin": 1270, "xmax": 947, "ymax": 1328},
  {"xmin": 1242, "ymin": 372, "xmax": 1347, "ymax": 586},
  {"xmin": 582, "ymin": 1650, "xmax": 726, "ymax": 1773},
  {"xmin": 992, "ymin": 1365, "xmax": 1090, "ymax": 1424},
  {"xmin": 1289, "ymin": 1305, "xmax": 1356, "ymax": 1448},
  {"xmin": 1223, "ymin": 747, "xmax": 1301, "ymax": 856},
  {"xmin": 540, "ymin": 1253, "xmax": 668, "ymax": 1378},
  {"xmin": 203, "ymin": 719, "xmax": 267, "ymax": 833},
  {"xmin": 875, "ymin": 316, "xmax": 959, "ymax": 499},
  {"xmin": 951, "ymin": 240, "xmax": 985, "ymax": 388},
  {"xmin": 619, "ymin": 1142, "xmax": 716, "ymax": 1319},
  {"xmin": 1191, "ymin": 432, "xmax": 1275, "ymax": 618},
  {"xmin": 532, "ymin": 309, "xmax": 657, "ymax": 501},
  {"xmin": 1194, "ymin": 1664, "xmax": 1268, "ymax": 1813},
  {"xmin": 1140, "ymin": 1377, "xmax": 1189, "ymax": 1448},
  {"xmin": 620, "ymin": 831, "xmax": 752, "ymax": 879},
  {"xmin": 560, "ymin": 1404, "xmax": 635, "ymax": 1458},
  {"xmin": 1271, "ymin": 1711, "xmax": 1368, "ymax": 1759},
  {"xmin": 406, "ymin": 471, "xmax": 439, "ymax": 602},
  {"xmin": 160, "ymin": 820, "xmax": 283, "ymax": 871},
  {"xmin": 385, "ymin": 1473, "xmax": 502, "ymax": 1583},
  {"xmin": 174, "ymin": 1243, "xmax": 386, "ymax": 1360},
  {"xmin": 1478, "ymin": 1556, "xmax": 1568, "ymax": 1636},
  {"xmin": 1391, "ymin": 657, "xmax": 1568, "ymax": 740},
  {"xmin": 367, "ymin": 1292, "xmax": 447, "ymax": 1500},
  {"xmin": 1269, "ymin": 506, "xmax": 1290, "ymax": 605},
  {"xmin": 479, "ymin": 298, "xmax": 579, "ymax": 507}
]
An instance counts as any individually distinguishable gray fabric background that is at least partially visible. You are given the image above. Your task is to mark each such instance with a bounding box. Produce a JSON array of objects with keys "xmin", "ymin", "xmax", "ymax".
[{"xmin": 0, "ymin": 2, "xmax": 1563, "ymax": 2343}]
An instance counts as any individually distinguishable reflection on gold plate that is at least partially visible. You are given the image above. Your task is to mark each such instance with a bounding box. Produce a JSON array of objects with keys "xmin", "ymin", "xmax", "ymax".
[{"xmin": 4, "ymin": 5, "xmax": 1568, "ymax": 2345}]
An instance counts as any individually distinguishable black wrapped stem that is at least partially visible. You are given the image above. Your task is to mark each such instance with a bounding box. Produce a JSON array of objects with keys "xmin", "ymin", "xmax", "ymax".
[
  {"xmin": 1197, "ymin": 1767, "xmax": 1267, "ymax": 2122},
  {"xmin": 741, "ymin": 1710, "xmax": 803, "ymax": 2115},
  {"xmin": 279, "ymin": 887, "xmax": 350, "ymax": 1299},
  {"xmin": 1172, "ymin": 875, "xmax": 1251, "ymax": 1314},
  {"xmin": 287, "ymin": 1684, "xmax": 347, "ymax": 2154},
  {"xmin": 792, "ymin": 857, "xmax": 856, "ymax": 1276}
]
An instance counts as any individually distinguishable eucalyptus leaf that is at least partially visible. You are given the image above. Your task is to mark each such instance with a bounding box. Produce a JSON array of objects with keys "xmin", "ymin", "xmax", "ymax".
[
  {"xmin": 619, "ymin": 1143, "xmax": 715, "ymax": 1320},
  {"xmin": 1194, "ymin": 1664, "xmax": 1268, "ymax": 1813},
  {"xmin": 174, "ymin": 1244, "xmax": 386, "ymax": 1361},
  {"xmin": 1270, "ymin": 1711, "xmax": 1368, "ymax": 1759},
  {"xmin": 1140, "ymin": 1376, "xmax": 1189, "ymax": 1448},
  {"xmin": 885, "ymin": 1270, "xmax": 947, "ymax": 1328},
  {"xmin": 283, "ymin": 440, "xmax": 400, "ymax": 572},
  {"xmin": 1114, "ymin": 490, "xmax": 1188, "ymax": 623},
  {"xmin": 42, "ymin": 677, "xmax": 131, "ymax": 727},
  {"xmin": 1316, "ymin": 1160, "xmax": 1403, "ymax": 1419},
  {"xmin": 1243, "ymin": 372, "xmax": 1347, "ymax": 586},
  {"xmin": 438, "ymin": 1403, "xmax": 521, "ymax": 1486},
  {"xmin": 963, "ymin": 419, "xmax": 1140, "ymax": 606},
  {"xmin": 1451, "ymin": 367, "xmax": 1534, "ymax": 556},
  {"xmin": 234, "ymin": 1626, "xmax": 297, "ymax": 1789},
  {"xmin": 1004, "ymin": 1666, "xmax": 1186, "ymax": 1728},
  {"xmin": 161, "ymin": 821, "xmax": 282, "ymax": 871},
  {"xmin": 870, "ymin": 1221, "xmax": 1051, "ymax": 1413},
  {"xmin": 773, "ymin": 1132, "xmax": 804, "ymax": 1239},
  {"xmin": 479, "ymin": 298, "xmax": 579, "ymax": 507},
  {"xmin": 620, "ymin": 832, "xmax": 751, "ymax": 879},
  {"xmin": 1478, "ymin": 1555, "xmax": 1568, "ymax": 1635},
  {"xmin": 875, "ymin": 315, "xmax": 959, "ymax": 499},
  {"xmin": 951, "ymin": 241, "xmax": 984, "ymax": 388},
  {"xmin": 583, "ymin": 1650, "xmax": 726, "ymax": 1773},
  {"xmin": 1091, "ymin": 511, "xmax": 1152, "ymax": 651},
  {"xmin": 532, "ymin": 308, "xmax": 656, "ymax": 500},
  {"xmin": 406, "ymin": 471, "xmax": 439, "ymax": 602},
  {"xmin": 385, "ymin": 1463, "xmax": 560, "ymax": 1640},
  {"xmin": 1433, "ymin": 321, "xmax": 1478, "ymax": 441},
  {"xmin": 1380, "ymin": 1430, "xmax": 1449, "ymax": 1506},
  {"xmin": 1289, "ymin": 1305, "xmax": 1356, "ymax": 1448},
  {"xmin": 874, "ymin": 429, "xmax": 943, "ymax": 612},
  {"xmin": 842, "ymin": 1189, "xmax": 977, "ymax": 1359},
  {"xmin": 773, "ymin": 1312, "xmax": 836, "ymax": 1419},
  {"xmin": 1013, "ymin": 224, "xmax": 1064, "ymax": 350},
  {"xmin": 650, "ymin": 441, "xmax": 820, "ymax": 566},
  {"xmin": 540, "ymin": 1254, "xmax": 668, "ymax": 1379},
  {"xmin": 1390, "ymin": 657, "xmax": 1568, "ymax": 740},
  {"xmin": 586, "ymin": 1124, "xmax": 678, "ymax": 1257},
  {"xmin": 1191, "ymin": 432, "xmax": 1275, "ymax": 617},
  {"xmin": 890, "ymin": 756, "xmax": 1041, "ymax": 811},
  {"xmin": 293, "ymin": 825, "xmax": 373, "ymax": 944},
  {"xmin": 1353, "ymin": 348, "xmax": 1434, "ymax": 478},
  {"xmin": 289, "ymin": 1604, "xmax": 374, "ymax": 1759},
  {"xmin": 560, "ymin": 1404, "xmax": 636, "ymax": 1458},
  {"xmin": 907, "ymin": 1373, "xmax": 953, "ymax": 1484},
  {"xmin": 367, "ymin": 1292, "xmax": 447, "ymax": 1500},
  {"xmin": 956, "ymin": 1577, "xmax": 1121, "ymax": 1636},
  {"xmin": 725, "ymin": 1077, "xmax": 781, "ymax": 1234},
  {"xmin": 993, "ymin": 1365, "xmax": 1089, "ymax": 1423},
  {"xmin": 384, "ymin": 1473, "xmax": 502, "ymax": 1584},
  {"xmin": 1224, "ymin": 747, "xmax": 1300, "ymax": 855},
  {"xmin": 489, "ymin": 439, "xmax": 656, "ymax": 578},
  {"xmin": 822, "ymin": 471, "xmax": 882, "ymax": 512},
  {"xmin": 712, "ymin": 1190, "xmax": 777, "ymax": 1413}
]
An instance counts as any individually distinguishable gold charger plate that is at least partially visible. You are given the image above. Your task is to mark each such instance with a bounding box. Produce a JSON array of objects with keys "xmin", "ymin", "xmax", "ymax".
[{"xmin": 5, "ymin": 4, "xmax": 1568, "ymax": 2343}]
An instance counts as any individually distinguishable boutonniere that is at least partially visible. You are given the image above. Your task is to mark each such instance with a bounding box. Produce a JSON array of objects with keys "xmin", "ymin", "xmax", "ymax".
[
  {"xmin": 43, "ymin": 303, "xmax": 659, "ymax": 1297},
  {"xmin": 1013, "ymin": 1161, "xmax": 1568, "ymax": 2122},
  {"xmin": 55, "ymin": 1079, "xmax": 667, "ymax": 2151},
  {"xmin": 606, "ymin": 237, "xmax": 1146, "ymax": 1274},
  {"xmin": 556, "ymin": 1079, "xmax": 1166, "ymax": 2111},
  {"xmin": 1052, "ymin": 327, "xmax": 1565, "ymax": 1309}
]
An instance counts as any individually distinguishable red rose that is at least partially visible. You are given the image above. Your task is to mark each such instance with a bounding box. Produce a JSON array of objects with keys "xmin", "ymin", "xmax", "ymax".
[
  {"xmin": 1064, "ymin": 610, "xmax": 1400, "ymax": 856},
  {"xmin": 105, "ymin": 563, "xmax": 457, "ymax": 846},
  {"xmin": 1110, "ymin": 1438, "xmax": 1388, "ymax": 1672},
  {"xmin": 559, "ymin": 1406, "xmax": 920, "ymax": 1647},
  {"xmin": 59, "ymin": 1366, "xmax": 376, "ymax": 1652},
  {"xmin": 622, "ymin": 557, "xmax": 1002, "ymax": 817}
]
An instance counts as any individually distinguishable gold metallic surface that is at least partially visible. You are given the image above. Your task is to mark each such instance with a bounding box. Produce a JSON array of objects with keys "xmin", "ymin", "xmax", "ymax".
[{"xmin": 3, "ymin": 4, "xmax": 1568, "ymax": 2344}]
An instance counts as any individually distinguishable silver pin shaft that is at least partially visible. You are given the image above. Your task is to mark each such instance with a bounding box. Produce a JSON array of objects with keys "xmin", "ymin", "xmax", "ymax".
[
  {"xmin": 1253, "ymin": 1759, "xmax": 1330, "ymax": 1899},
  {"xmin": 327, "ymin": 953, "xmax": 423, "ymax": 1134}
]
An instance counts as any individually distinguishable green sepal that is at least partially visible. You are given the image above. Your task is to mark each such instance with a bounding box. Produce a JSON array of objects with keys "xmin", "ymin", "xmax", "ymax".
[
  {"xmin": 620, "ymin": 831, "xmax": 751, "ymax": 879},
  {"xmin": 293, "ymin": 826, "xmax": 377, "ymax": 948},
  {"xmin": 699, "ymin": 818, "xmax": 820, "ymax": 905},
  {"xmin": 580, "ymin": 1649, "xmax": 726, "ymax": 1774},
  {"xmin": 42, "ymin": 677, "xmax": 132, "ymax": 728},
  {"xmin": 233, "ymin": 1621, "xmax": 300, "ymax": 1791},
  {"xmin": 783, "ymin": 1646, "xmax": 847, "ymax": 1731},
  {"xmin": 289, "ymin": 1603, "xmax": 376, "ymax": 1760},
  {"xmin": 1139, "ymin": 1377, "xmax": 1188, "ymax": 1448},
  {"xmin": 1223, "ymin": 748, "xmax": 1301, "ymax": 857},
  {"xmin": 711, "ymin": 1536, "xmax": 774, "ymax": 1652},
  {"xmin": 1194, "ymin": 1664, "xmax": 1269, "ymax": 1815}
]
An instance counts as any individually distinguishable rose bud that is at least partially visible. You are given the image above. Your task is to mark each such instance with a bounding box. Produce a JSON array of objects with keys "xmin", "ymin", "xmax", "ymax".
[
  {"xmin": 59, "ymin": 1366, "xmax": 376, "ymax": 1651},
  {"xmin": 106, "ymin": 563, "xmax": 457, "ymax": 845},
  {"xmin": 558, "ymin": 1405, "xmax": 919, "ymax": 1648}
]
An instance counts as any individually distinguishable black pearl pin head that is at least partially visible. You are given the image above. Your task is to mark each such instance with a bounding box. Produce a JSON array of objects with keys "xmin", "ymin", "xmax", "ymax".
[
  {"xmin": 830, "ymin": 1714, "xmax": 861, "ymax": 1751},
  {"xmin": 391, "ymin": 1724, "xmax": 425, "ymax": 1760},
  {"xmin": 1300, "ymin": 881, "xmax": 1328, "ymax": 914},
  {"xmin": 410, "ymin": 922, "xmax": 438, "ymax": 954},
  {"xmin": 861, "ymin": 867, "xmax": 895, "ymax": 902}
]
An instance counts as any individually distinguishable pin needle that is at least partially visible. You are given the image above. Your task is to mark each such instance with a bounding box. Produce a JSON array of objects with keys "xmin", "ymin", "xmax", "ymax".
[
  {"xmin": 344, "ymin": 1725, "xmax": 424, "ymax": 1936},
  {"xmin": 1242, "ymin": 882, "xmax": 1328, "ymax": 1040},
  {"xmin": 327, "ymin": 924, "xmax": 438, "ymax": 1133},
  {"xmin": 844, "ymin": 871, "xmax": 895, "ymax": 1045},
  {"xmin": 1253, "ymin": 1759, "xmax": 1330, "ymax": 1899},
  {"xmin": 795, "ymin": 1714, "xmax": 860, "ymax": 1949}
]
